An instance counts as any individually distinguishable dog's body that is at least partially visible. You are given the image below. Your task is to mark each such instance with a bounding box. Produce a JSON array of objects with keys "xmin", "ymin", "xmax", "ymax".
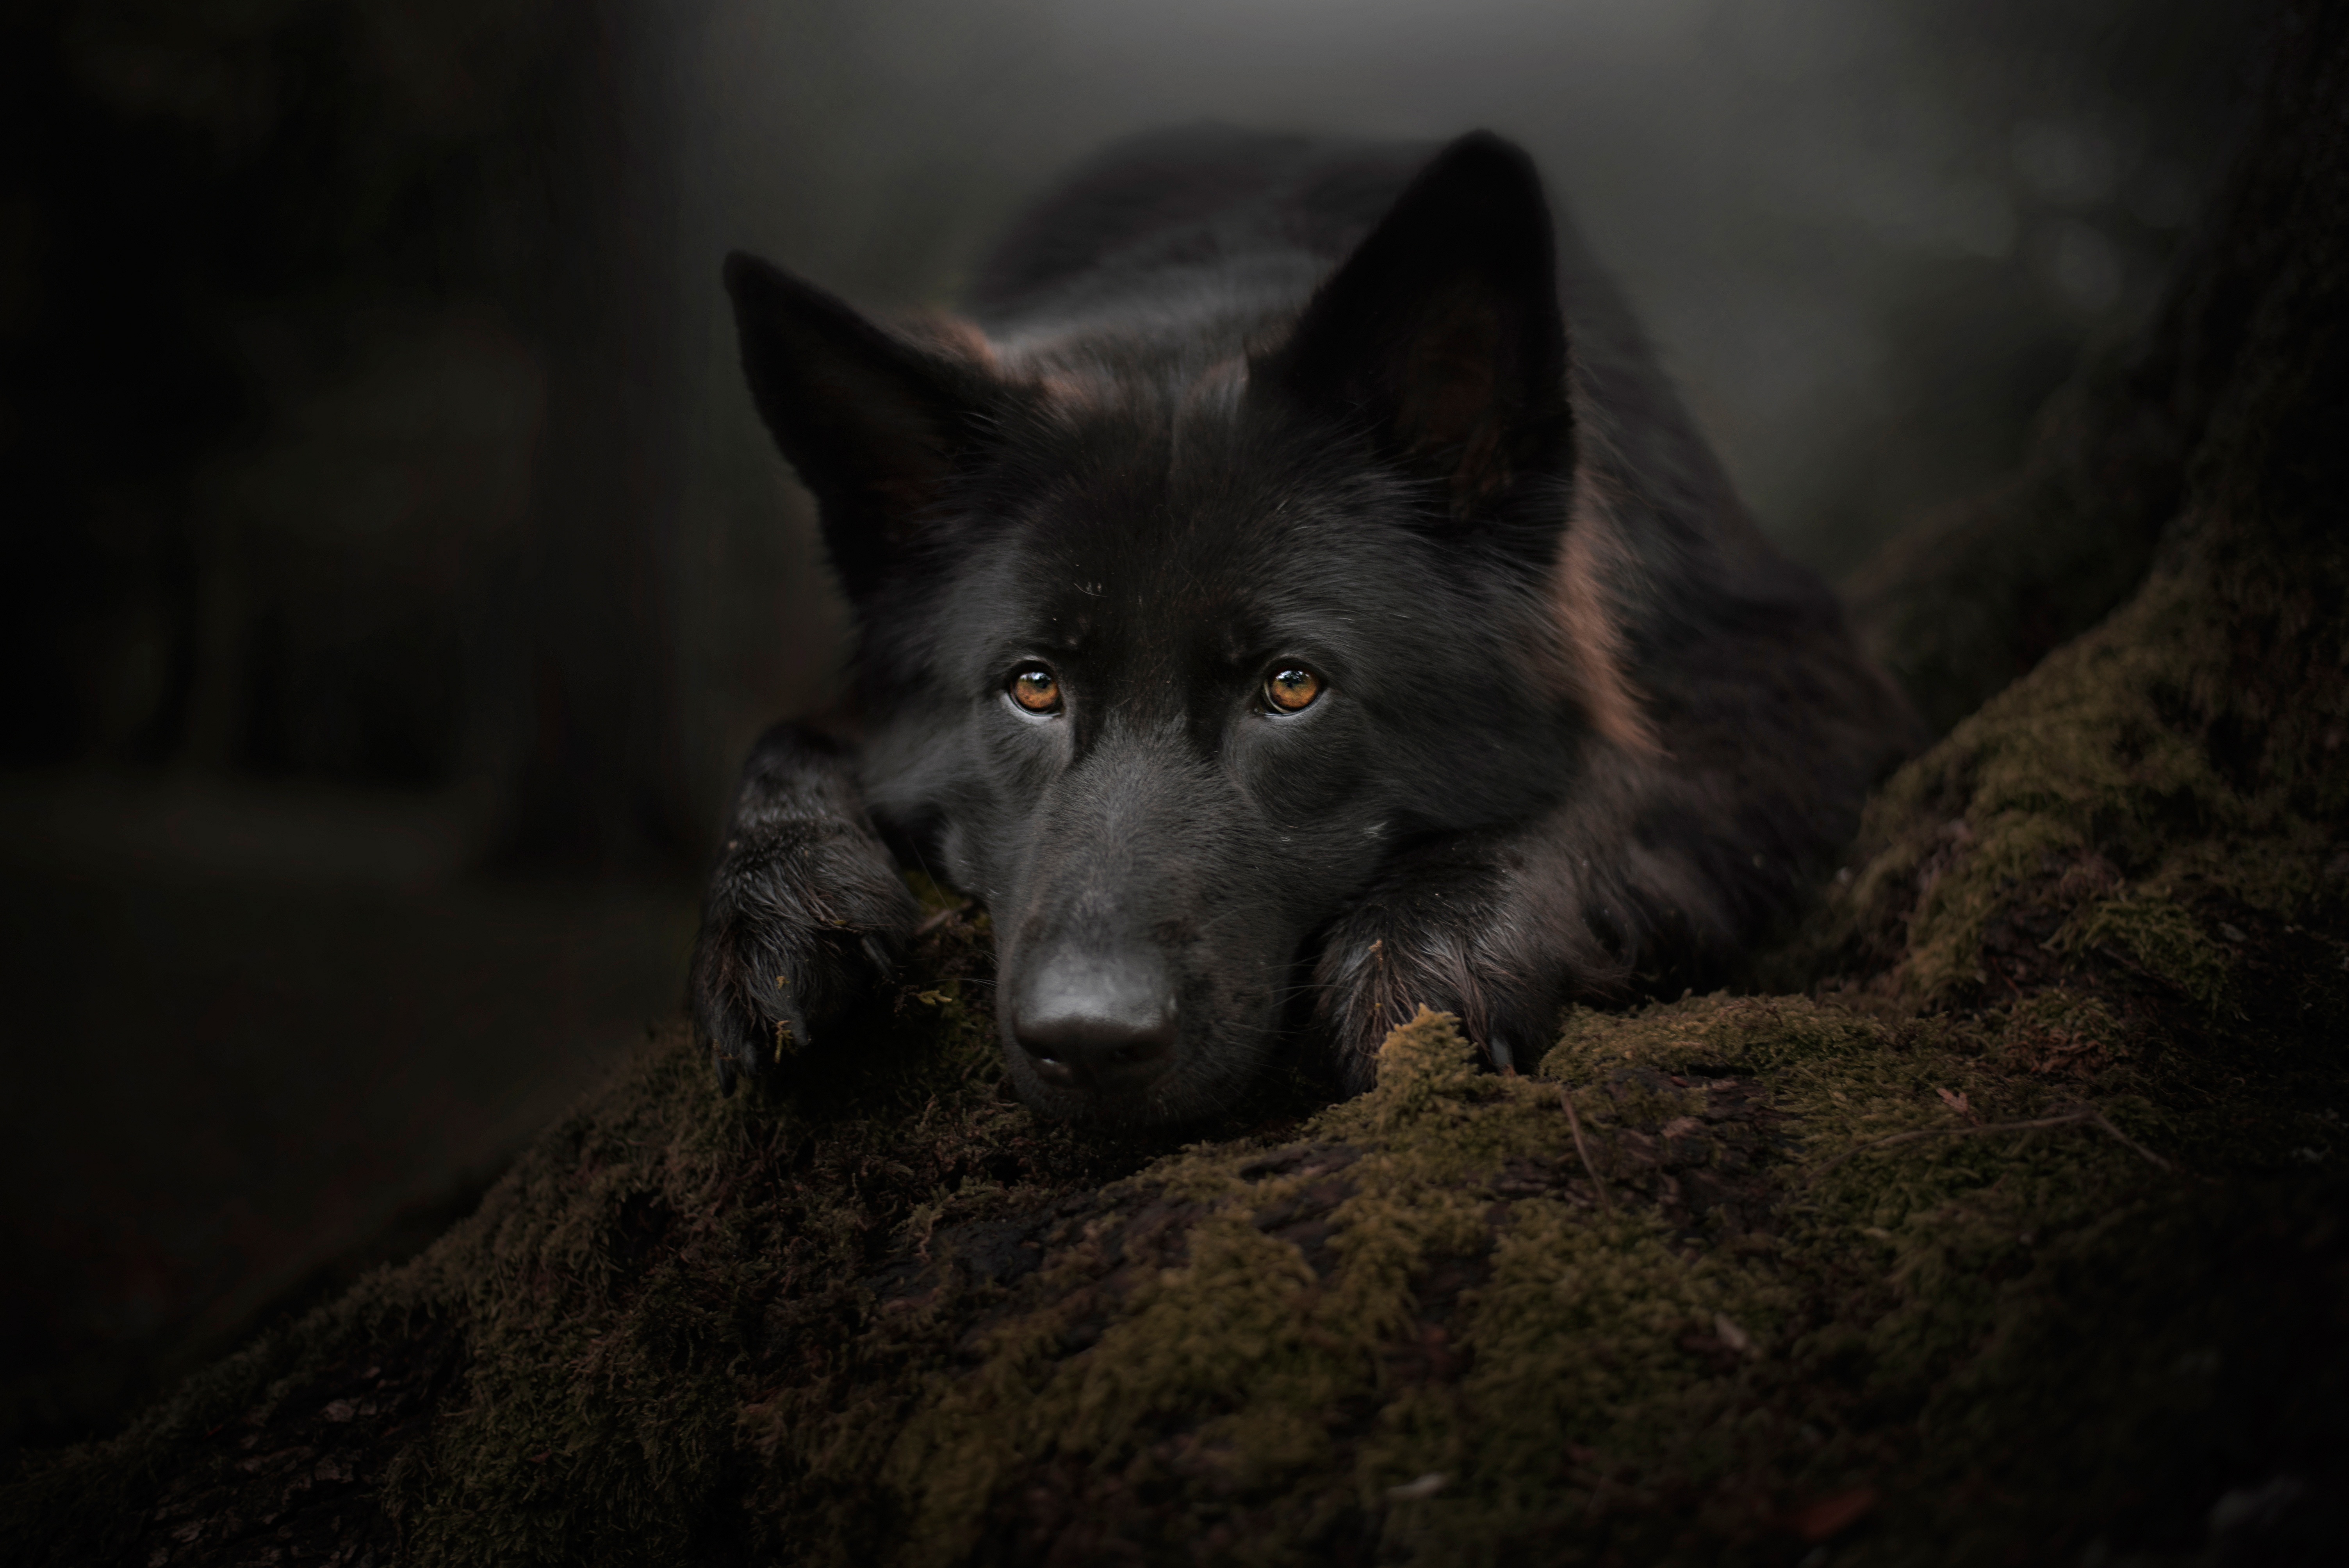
[{"xmin": 694, "ymin": 127, "xmax": 1916, "ymax": 1124}]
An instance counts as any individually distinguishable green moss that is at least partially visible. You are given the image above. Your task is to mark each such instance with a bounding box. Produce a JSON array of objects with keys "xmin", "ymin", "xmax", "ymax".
[
  {"xmin": 2053, "ymin": 890, "xmax": 2230, "ymax": 1009},
  {"xmin": 713, "ymin": 980, "xmax": 2334, "ymax": 1564},
  {"xmin": 14, "ymin": 875, "xmax": 2347, "ymax": 1566},
  {"xmin": 1812, "ymin": 550, "xmax": 2349, "ymax": 1017}
]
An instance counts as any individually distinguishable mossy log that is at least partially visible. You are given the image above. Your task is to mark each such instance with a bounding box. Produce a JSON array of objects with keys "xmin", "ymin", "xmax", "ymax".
[{"xmin": 14, "ymin": 6, "xmax": 2349, "ymax": 1564}]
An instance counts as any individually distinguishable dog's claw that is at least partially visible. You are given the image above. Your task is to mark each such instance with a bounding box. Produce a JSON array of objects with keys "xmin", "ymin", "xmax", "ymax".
[
  {"xmin": 773, "ymin": 990, "xmax": 812, "ymax": 1060},
  {"xmin": 688, "ymin": 848, "xmax": 915, "ymax": 1096}
]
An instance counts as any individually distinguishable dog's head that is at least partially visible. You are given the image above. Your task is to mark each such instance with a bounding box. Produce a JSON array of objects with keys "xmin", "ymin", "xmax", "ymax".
[{"xmin": 728, "ymin": 134, "xmax": 1609, "ymax": 1124}]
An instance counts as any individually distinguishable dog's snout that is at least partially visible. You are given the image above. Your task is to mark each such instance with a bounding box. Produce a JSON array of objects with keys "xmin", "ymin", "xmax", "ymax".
[{"xmin": 1013, "ymin": 951, "xmax": 1177, "ymax": 1092}]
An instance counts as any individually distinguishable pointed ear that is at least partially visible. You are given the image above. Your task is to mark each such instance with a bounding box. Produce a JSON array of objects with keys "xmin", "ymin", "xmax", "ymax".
[
  {"xmin": 1254, "ymin": 132, "xmax": 1570, "ymax": 519},
  {"xmin": 724, "ymin": 251, "xmax": 1000, "ymax": 599}
]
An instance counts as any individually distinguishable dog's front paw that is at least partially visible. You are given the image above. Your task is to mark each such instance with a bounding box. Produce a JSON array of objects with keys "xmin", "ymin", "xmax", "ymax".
[
  {"xmin": 689, "ymin": 822, "xmax": 919, "ymax": 1094},
  {"xmin": 1313, "ymin": 892, "xmax": 1556, "ymax": 1094}
]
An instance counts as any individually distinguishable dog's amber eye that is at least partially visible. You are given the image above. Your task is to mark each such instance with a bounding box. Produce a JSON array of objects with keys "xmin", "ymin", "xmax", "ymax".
[
  {"xmin": 1265, "ymin": 666, "xmax": 1322, "ymax": 712},
  {"xmin": 1009, "ymin": 665, "xmax": 1062, "ymax": 713}
]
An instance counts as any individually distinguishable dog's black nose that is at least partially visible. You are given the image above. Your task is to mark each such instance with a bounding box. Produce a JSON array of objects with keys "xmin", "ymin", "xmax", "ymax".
[{"xmin": 1012, "ymin": 953, "xmax": 1177, "ymax": 1092}]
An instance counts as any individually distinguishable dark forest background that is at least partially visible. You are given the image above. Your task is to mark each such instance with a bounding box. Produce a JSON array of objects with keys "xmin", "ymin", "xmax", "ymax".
[{"xmin": 0, "ymin": 0, "xmax": 2261, "ymax": 1455}]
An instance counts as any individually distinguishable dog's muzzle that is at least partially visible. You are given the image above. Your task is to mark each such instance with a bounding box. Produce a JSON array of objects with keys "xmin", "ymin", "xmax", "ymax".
[{"xmin": 1009, "ymin": 948, "xmax": 1178, "ymax": 1096}]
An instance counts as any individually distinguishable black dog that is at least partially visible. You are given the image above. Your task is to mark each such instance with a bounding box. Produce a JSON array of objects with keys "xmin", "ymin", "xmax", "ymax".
[{"xmin": 693, "ymin": 127, "xmax": 1915, "ymax": 1124}]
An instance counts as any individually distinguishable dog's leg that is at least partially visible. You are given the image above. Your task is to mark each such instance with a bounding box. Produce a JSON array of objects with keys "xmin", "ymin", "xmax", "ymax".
[
  {"xmin": 689, "ymin": 722, "xmax": 919, "ymax": 1093},
  {"xmin": 1314, "ymin": 783, "xmax": 1731, "ymax": 1090},
  {"xmin": 1310, "ymin": 830, "xmax": 1583, "ymax": 1091}
]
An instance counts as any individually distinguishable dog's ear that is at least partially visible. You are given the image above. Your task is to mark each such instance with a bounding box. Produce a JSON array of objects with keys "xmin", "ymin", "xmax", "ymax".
[
  {"xmin": 725, "ymin": 251, "xmax": 1001, "ymax": 599},
  {"xmin": 1256, "ymin": 132, "xmax": 1570, "ymax": 520}
]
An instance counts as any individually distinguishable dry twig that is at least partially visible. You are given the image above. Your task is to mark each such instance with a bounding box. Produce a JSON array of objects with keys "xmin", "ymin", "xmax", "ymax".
[
  {"xmin": 911, "ymin": 901, "xmax": 973, "ymax": 936},
  {"xmin": 2083, "ymin": 1107, "xmax": 2176, "ymax": 1171},
  {"xmin": 1559, "ymin": 1086, "xmax": 1615, "ymax": 1215},
  {"xmin": 1806, "ymin": 1103, "xmax": 2175, "ymax": 1185}
]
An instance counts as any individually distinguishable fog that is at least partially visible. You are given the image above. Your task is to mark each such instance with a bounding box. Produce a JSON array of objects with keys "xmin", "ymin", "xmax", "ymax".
[
  {"xmin": 4, "ymin": 0, "xmax": 2251, "ymax": 839},
  {"xmin": 692, "ymin": 0, "xmax": 2229, "ymax": 539},
  {"xmin": 663, "ymin": 0, "xmax": 2241, "ymax": 797}
]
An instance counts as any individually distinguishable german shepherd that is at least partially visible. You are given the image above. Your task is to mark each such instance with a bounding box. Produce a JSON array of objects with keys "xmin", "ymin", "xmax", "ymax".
[{"xmin": 694, "ymin": 127, "xmax": 1915, "ymax": 1124}]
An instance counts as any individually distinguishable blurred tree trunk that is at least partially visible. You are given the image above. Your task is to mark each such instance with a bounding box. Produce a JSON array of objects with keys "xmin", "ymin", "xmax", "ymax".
[
  {"xmin": 0, "ymin": 0, "xmax": 703, "ymax": 868},
  {"xmin": 483, "ymin": 0, "xmax": 698, "ymax": 873},
  {"xmin": 1840, "ymin": 1, "xmax": 2316, "ymax": 735}
]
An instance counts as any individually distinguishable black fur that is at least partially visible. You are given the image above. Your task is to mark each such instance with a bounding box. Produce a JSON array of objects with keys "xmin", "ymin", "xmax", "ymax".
[{"xmin": 693, "ymin": 127, "xmax": 1918, "ymax": 1124}]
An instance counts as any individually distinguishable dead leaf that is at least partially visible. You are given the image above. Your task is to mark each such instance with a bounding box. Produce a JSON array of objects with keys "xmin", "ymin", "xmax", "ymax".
[
  {"xmin": 1936, "ymin": 1087, "xmax": 1971, "ymax": 1116},
  {"xmin": 1784, "ymin": 1485, "xmax": 1878, "ymax": 1542}
]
